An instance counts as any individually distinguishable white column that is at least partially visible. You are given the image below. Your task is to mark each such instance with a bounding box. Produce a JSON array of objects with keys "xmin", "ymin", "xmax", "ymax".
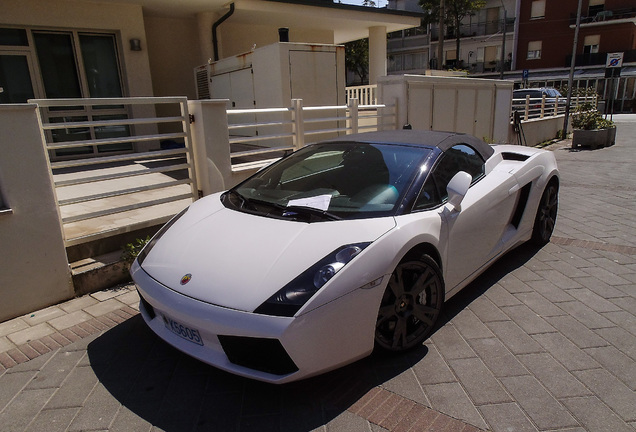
[
  {"xmin": 368, "ymin": 26, "xmax": 387, "ymax": 85},
  {"xmin": 187, "ymin": 100, "xmax": 230, "ymax": 195},
  {"xmin": 196, "ymin": 12, "xmax": 215, "ymax": 62}
]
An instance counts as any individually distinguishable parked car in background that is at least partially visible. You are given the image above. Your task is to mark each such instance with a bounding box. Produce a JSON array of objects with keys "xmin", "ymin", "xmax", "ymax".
[{"xmin": 514, "ymin": 87, "xmax": 562, "ymax": 100}]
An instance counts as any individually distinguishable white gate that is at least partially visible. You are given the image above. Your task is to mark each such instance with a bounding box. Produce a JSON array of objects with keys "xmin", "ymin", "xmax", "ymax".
[{"xmin": 31, "ymin": 97, "xmax": 198, "ymax": 247}]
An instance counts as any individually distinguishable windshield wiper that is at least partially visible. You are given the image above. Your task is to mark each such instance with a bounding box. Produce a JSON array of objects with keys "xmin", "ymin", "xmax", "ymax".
[
  {"xmin": 244, "ymin": 197, "xmax": 341, "ymax": 222},
  {"xmin": 227, "ymin": 193, "xmax": 341, "ymax": 221},
  {"xmin": 283, "ymin": 205, "xmax": 342, "ymax": 221}
]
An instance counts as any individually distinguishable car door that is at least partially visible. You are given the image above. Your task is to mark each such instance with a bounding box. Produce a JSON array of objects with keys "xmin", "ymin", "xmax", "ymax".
[{"xmin": 414, "ymin": 144, "xmax": 518, "ymax": 292}]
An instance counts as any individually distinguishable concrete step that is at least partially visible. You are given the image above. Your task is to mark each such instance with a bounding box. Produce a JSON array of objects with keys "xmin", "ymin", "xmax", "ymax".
[
  {"xmin": 66, "ymin": 224, "xmax": 161, "ymax": 296},
  {"xmin": 66, "ymin": 225, "xmax": 161, "ymax": 263},
  {"xmin": 70, "ymin": 250, "xmax": 133, "ymax": 296}
]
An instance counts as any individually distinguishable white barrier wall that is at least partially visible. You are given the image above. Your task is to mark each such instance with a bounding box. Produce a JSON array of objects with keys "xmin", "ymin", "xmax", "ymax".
[
  {"xmin": 509, "ymin": 115, "xmax": 570, "ymax": 146},
  {"xmin": 378, "ymin": 75, "xmax": 514, "ymax": 143},
  {"xmin": 0, "ymin": 105, "xmax": 73, "ymax": 321}
]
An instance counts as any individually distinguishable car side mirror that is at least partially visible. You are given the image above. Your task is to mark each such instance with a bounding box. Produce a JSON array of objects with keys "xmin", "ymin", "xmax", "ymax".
[{"xmin": 446, "ymin": 171, "xmax": 472, "ymax": 211}]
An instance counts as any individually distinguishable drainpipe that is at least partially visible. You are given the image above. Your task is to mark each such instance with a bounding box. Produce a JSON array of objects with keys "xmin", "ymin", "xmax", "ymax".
[{"xmin": 212, "ymin": 3, "xmax": 235, "ymax": 62}]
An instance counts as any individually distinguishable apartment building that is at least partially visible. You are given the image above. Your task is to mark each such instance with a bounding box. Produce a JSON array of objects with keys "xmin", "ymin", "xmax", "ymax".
[
  {"xmin": 517, "ymin": 0, "xmax": 635, "ymax": 70},
  {"xmin": 387, "ymin": 0, "xmax": 635, "ymax": 111},
  {"xmin": 516, "ymin": 0, "xmax": 635, "ymax": 111},
  {"xmin": 387, "ymin": 0, "xmax": 517, "ymax": 75}
]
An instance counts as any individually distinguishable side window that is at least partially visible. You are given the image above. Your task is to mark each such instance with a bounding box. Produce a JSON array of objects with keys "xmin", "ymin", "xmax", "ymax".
[
  {"xmin": 414, "ymin": 144, "xmax": 485, "ymax": 210},
  {"xmin": 451, "ymin": 144, "xmax": 485, "ymax": 181}
]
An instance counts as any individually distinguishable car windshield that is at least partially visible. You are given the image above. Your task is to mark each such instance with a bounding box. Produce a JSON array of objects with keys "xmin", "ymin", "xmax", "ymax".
[{"xmin": 223, "ymin": 142, "xmax": 431, "ymax": 221}]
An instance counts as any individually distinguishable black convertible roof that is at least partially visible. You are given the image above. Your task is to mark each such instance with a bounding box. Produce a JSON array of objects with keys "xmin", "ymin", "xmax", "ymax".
[{"xmin": 324, "ymin": 130, "xmax": 495, "ymax": 161}]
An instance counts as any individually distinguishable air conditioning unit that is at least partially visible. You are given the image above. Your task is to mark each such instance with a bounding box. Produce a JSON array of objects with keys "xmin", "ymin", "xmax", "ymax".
[
  {"xmin": 193, "ymin": 42, "xmax": 344, "ymax": 109},
  {"xmin": 194, "ymin": 64, "xmax": 211, "ymax": 100}
]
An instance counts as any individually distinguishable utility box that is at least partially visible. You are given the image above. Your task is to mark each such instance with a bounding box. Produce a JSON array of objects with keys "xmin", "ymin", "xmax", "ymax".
[
  {"xmin": 377, "ymin": 74, "xmax": 513, "ymax": 143},
  {"xmin": 195, "ymin": 42, "xmax": 345, "ymax": 108},
  {"xmin": 194, "ymin": 42, "xmax": 345, "ymax": 147}
]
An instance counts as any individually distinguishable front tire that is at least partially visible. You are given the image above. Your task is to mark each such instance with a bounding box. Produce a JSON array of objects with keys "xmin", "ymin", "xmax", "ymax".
[
  {"xmin": 531, "ymin": 181, "xmax": 559, "ymax": 245},
  {"xmin": 375, "ymin": 255, "xmax": 444, "ymax": 352}
]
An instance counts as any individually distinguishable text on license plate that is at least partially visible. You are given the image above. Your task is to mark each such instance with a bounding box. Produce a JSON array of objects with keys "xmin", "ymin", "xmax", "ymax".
[{"xmin": 162, "ymin": 314, "xmax": 204, "ymax": 346}]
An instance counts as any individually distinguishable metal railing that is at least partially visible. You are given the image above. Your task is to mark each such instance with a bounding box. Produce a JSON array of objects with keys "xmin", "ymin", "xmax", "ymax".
[
  {"xmin": 227, "ymin": 98, "xmax": 395, "ymax": 172},
  {"xmin": 345, "ymin": 85, "xmax": 378, "ymax": 105},
  {"xmin": 31, "ymin": 97, "xmax": 198, "ymax": 247},
  {"xmin": 512, "ymin": 95, "xmax": 597, "ymax": 121}
]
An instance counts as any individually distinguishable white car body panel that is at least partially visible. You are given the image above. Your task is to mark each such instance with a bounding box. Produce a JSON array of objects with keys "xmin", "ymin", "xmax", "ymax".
[
  {"xmin": 141, "ymin": 193, "xmax": 396, "ymax": 312},
  {"xmin": 132, "ymin": 260, "xmax": 387, "ymax": 383}
]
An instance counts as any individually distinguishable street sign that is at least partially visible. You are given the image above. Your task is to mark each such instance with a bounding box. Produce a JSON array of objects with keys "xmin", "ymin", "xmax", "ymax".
[
  {"xmin": 606, "ymin": 52, "xmax": 624, "ymax": 68},
  {"xmin": 522, "ymin": 69, "xmax": 529, "ymax": 80}
]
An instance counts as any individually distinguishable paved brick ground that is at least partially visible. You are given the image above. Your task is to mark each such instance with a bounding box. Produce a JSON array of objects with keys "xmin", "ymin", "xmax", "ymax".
[{"xmin": 0, "ymin": 118, "xmax": 635, "ymax": 432}]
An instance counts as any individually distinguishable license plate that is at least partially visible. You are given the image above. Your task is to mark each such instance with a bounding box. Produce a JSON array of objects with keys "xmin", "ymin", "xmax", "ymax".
[{"xmin": 162, "ymin": 314, "xmax": 204, "ymax": 346}]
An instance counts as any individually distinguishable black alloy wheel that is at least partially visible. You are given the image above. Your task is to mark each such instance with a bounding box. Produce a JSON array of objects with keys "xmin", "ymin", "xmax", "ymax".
[
  {"xmin": 531, "ymin": 181, "xmax": 559, "ymax": 245},
  {"xmin": 375, "ymin": 254, "xmax": 443, "ymax": 351}
]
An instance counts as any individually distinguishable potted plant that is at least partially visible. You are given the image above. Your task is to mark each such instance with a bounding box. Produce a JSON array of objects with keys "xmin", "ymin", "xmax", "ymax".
[{"xmin": 571, "ymin": 103, "xmax": 616, "ymax": 149}]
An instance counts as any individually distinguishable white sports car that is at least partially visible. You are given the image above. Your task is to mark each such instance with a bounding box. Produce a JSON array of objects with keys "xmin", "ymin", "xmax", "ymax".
[{"xmin": 131, "ymin": 130, "xmax": 559, "ymax": 384}]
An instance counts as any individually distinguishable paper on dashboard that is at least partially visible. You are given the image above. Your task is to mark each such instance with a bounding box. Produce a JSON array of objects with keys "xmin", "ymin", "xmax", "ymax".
[{"xmin": 287, "ymin": 194, "xmax": 332, "ymax": 211}]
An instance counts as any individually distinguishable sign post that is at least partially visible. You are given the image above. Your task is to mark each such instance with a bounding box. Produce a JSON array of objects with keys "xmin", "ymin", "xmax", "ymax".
[{"xmin": 605, "ymin": 52, "xmax": 623, "ymax": 118}]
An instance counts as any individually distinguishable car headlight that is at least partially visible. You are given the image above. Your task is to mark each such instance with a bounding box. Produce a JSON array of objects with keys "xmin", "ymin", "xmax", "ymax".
[
  {"xmin": 254, "ymin": 242, "xmax": 370, "ymax": 317},
  {"xmin": 136, "ymin": 207, "xmax": 188, "ymax": 266}
]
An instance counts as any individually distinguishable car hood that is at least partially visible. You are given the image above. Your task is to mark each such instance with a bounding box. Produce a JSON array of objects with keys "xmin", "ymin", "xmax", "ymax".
[{"xmin": 140, "ymin": 194, "xmax": 396, "ymax": 312}]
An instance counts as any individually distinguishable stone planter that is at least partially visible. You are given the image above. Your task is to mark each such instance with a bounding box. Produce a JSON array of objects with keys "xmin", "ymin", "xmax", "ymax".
[
  {"xmin": 606, "ymin": 126, "xmax": 617, "ymax": 146},
  {"xmin": 572, "ymin": 128, "xmax": 611, "ymax": 149}
]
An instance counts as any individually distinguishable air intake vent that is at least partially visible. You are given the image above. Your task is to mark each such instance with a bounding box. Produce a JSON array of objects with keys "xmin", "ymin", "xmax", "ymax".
[
  {"xmin": 218, "ymin": 335, "xmax": 299, "ymax": 375},
  {"xmin": 501, "ymin": 152, "xmax": 529, "ymax": 161},
  {"xmin": 195, "ymin": 68, "xmax": 210, "ymax": 100}
]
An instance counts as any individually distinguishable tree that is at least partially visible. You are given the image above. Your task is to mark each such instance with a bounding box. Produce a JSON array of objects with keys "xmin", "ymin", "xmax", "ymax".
[
  {"xmin": 419, "ymin": 0, "xmax": 486, "ymax": 69},
  {"xmin": 344, "ymin": 0, "xmax": 376, "ymax": 84},
  {"xmin": 345, "ymin": 38, "xmax": 369, "ymax": 85}
]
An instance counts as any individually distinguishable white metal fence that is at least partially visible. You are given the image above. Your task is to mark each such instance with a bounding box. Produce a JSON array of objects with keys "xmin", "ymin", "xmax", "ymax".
[
  {"xmin": 511, "ymin": 95, "xmax": 598, "ymax": 121},
  {"xmin": 31, "ymin": 97, "xmax": 198, "ymax": 247},
  {"xmin": 30, "ymin": 96, "xmax": 394, "ymax": 247},
  {"xmin": 227, "ymin": 98, "xmax": 395, "ymax": 172},
  {"xmin": 345, "ymin": 85, "xmax": 378, "ymax": 105}
]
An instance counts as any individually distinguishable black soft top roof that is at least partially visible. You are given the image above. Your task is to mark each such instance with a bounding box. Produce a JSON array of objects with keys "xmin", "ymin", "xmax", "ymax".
[{"xmin": 323, "ymin": 130, "xmax": 495, "ymax": 161}]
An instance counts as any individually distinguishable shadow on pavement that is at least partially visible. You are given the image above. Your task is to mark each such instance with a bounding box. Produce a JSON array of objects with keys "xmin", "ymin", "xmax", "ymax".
[
  {"xmin": 87, "ymin": 242, "xmax": 540, "ymax": 431},
  {"xmin": 439, "ymin": 242, "xmax": 542, "ymax": 325},
  {"xmin": 87, "ymin": 316, "xmax": 428, "ymax": 431}
]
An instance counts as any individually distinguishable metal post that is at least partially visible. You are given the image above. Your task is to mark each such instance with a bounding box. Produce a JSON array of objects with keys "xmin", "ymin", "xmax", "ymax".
[
  {"xmin": 500, "ymin": 7, "xmax": 506, "ymax": 80},
  {"xmin": 349, "ymin": 98, "xmax": 359, "ymax": 135},
  {"xmin": 563, "ymin": 0, "xmax": 583, "ymax": 137},
  {"xmin": 437, "ymin": 0, "xmax": 445, "ymax": 70},
  {"xmin": 291, "ymin": 99, "xmax": 305, "ymax": 149}
]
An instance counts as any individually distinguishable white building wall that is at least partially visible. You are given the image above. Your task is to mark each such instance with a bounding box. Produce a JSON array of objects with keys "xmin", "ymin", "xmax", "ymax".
[{"xmin": 0, "ymin": 105, "xmax": 73, "ymax": 322}]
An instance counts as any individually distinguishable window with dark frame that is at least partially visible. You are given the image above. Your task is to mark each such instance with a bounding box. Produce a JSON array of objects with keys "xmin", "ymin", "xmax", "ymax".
[{"xmin": 414, "ymin": 144, "xmax": 485, "ymax": 210}]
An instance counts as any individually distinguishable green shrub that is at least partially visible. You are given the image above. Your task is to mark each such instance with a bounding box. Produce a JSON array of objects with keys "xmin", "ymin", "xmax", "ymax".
[
  {"xmin": 572, "ymin": 103, "xmax": 614, "ymax": 130},
  {"xmin": 556, "ymin": 85, "xmax": 597, "ymax": 97},
  {"xmin": 121, "ymin": 236, "xmax": 151, "ymax": 269}
]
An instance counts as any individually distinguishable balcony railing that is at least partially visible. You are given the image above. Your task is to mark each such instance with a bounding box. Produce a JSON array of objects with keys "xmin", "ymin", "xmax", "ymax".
[
  {"xmin": 429, "ymin": 18, "xmax": 515, "ymax": 41},
  {"xmin": 566, "ymin": 49, "xmax": 636, "ymax": 68},
  {"xmin": 570, "ymin": 7, "xmax": 636, "ymax": 25}
]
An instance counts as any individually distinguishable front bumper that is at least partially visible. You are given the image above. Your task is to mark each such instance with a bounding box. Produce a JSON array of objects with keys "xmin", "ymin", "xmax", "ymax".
[{"xmin": 131, "ymin": 261, "xmax": 383, "ymax": 384}]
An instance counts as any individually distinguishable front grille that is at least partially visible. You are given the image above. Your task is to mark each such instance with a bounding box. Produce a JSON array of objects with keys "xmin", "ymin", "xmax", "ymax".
[{"xmin": 218, "ymin": 335, "xmax": 299, "ymax": 376}]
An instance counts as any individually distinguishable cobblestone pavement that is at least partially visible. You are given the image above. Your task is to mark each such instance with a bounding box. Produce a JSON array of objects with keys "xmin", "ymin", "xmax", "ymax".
[{"xmin": 0, "ymin": 118, "xmax": 635, "ymax": 432}]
